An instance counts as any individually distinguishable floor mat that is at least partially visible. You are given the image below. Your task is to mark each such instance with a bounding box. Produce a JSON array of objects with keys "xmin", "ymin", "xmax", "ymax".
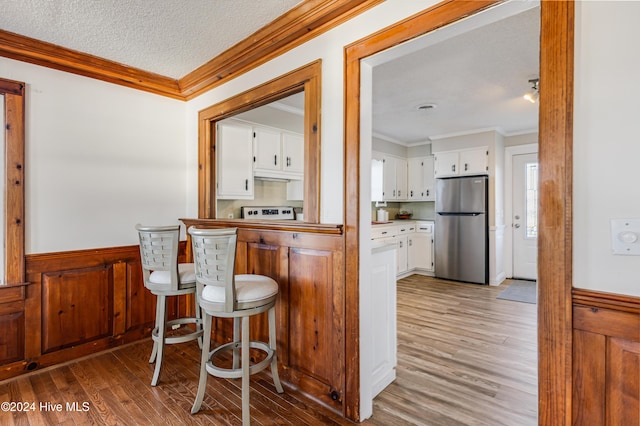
[{"xmin": 497, "ymin": 280, "xmax": 537, "ymax": 304}]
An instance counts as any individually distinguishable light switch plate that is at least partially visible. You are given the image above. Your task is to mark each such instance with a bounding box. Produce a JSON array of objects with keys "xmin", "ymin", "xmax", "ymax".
[{"xmin": 610, "ymin": 218, "xmax": 640, "ymax": 255}]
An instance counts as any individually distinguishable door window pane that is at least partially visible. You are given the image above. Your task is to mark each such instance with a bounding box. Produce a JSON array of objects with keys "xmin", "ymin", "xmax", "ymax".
[{"xmin": 525, "ymin": 162, "xmax": 538, "ymax": 238}]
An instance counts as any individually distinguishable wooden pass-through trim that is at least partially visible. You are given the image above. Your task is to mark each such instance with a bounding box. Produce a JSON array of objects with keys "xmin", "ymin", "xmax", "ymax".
[{"xmin": 344, "ymin": 0, "xmax": 575, "ymax": 423}]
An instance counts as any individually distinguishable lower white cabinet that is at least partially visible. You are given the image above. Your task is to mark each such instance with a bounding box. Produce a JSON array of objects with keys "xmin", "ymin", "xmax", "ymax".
[
  {"xmin": 409, "ymin": 223, "xmax": 434, "ymax": 272},
  {"xmin": 370, "ymin": 241, "xmax": 397, "ymax": 397},
  {"xmin": 396, "ymin": 235, "xmax": 408, "ymax": 275},
  {"xmin": 372, "ymin": 221, "xmax": 434, "ymax": 277}
]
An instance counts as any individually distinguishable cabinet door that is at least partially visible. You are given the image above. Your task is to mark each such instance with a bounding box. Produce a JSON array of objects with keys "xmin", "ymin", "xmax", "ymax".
[
  {"xmin": 282, "ymin": 132, "xmax": 304, "ymax": 175},
  {"xmin": 371, "ymin": 158, "xmax": 384, "ymax": 202},
  {"xmin": 382, "ymin": 156, "xmax": 397, "ymax": 200},
  {"xmin": 217, "ymin": 121, "xmax": 254, "ymax": 199},
  {"xmin": 409, "ymin": 232, "xmax": 433, "ymax": 271},
  {"xmin": 396, "ymin": 235, "xmax": 408, "ymax": 274},
  {"xmin": 253, "ymin": 126, "xmax": 281, "ymax": 172},
  {"xmin": 407, "ymin": 158, "xmax": 424, "ymax": 200},
  {"xmin": 460, "ymin": 148, "xmax": 488, "ymax": 175},
  {"xmin": 288, "ymin": 246, "xmax": 343, "ymax": 407},
  {"xmin": 395, "ymin": 158, "xmax": 408, "ymax": 201},
  {"xmin": 434, "ymin": 151, "xmax": 459, "ymax": 177},
  {"xmin": 422, "ymin": 156, "xmax": 435, "ymax": 201}
]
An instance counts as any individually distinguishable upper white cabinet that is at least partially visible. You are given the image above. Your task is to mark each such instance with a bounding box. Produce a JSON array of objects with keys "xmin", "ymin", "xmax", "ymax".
[
  {"xmin": 381, "ymin": 155, "xmax": 407, "ymax": 201},
  {"xmin": 282, "ymin": 132, "xmax": 304, "ymax": 174},
  {"xmin": 434, "ymin": 147, "xmax": 488, "ymax": 177},
  {"xmin": 407, "ymin": 156, "xmax": 435, "ymax": 201},
  {"xmin": 217, "ymin": 120, "xmax": 254, "ymax": 199},
  {"xmin": 253, "ymin": 125, "xmax": 304, "ymax": 180},
  {"xmin": 371, "ymin": 158, "xmax": 384, "ymax": 202},
  {"xmin": 253, "ymin": 126, "xmax": 281, "ymax": 173}
]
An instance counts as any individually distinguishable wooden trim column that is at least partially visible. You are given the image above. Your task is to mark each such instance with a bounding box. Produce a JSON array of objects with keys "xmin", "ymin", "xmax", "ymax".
[
  {"xmin": 1, "ymin": 78, "xmax": 26, "ymax": 286},
  {"xmin": 537, "ymin": 2, "xmax": 574, "ymax": 424}
]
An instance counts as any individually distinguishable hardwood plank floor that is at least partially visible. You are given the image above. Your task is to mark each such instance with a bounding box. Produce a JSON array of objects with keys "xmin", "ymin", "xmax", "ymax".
[
  {"xmin": 0, "ymin": 275, "xmax": 536, "ymax": 425},
  {"xmin": 365, "ymin": 275, "xmax": 537, "ymax": 426}
]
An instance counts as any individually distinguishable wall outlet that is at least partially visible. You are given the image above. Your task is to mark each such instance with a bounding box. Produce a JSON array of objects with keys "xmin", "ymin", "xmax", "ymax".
[
  {"xmin": 228, "ymin": 213, "xmax": 234, "ymax": 219},
  {"xmin": 610, "ymin": 218, "xmax": 640, "ymax": 255}
]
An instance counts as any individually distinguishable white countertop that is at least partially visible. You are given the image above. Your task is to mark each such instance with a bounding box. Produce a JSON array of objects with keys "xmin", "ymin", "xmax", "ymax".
[{"xmin": 372, "ymin": 219, "xmax": 434, "ymax": 227}]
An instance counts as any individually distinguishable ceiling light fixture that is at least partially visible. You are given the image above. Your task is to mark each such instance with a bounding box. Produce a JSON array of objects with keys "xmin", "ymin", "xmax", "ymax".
[{"xmin": 523, "ymin": 78, "xmax": 539, "ymax": 103}]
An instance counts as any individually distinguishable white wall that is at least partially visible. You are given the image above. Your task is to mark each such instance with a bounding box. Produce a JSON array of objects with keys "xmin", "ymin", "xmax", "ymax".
[
  {"xmin": 573, "ymin": 1, "xmax": 640, "ymax": 297},
  {"xmin": 0, "ymin": 58, "xmax": 187, "ymax": 253}
]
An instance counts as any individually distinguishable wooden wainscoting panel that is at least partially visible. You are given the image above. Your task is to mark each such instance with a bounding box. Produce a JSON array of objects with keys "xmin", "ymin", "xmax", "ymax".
[
  {"xmin": 41, "ymin": 266, "xmax": 113, "ymax": 352},
  {"xmin": 244, "ymin": 242, "xmax": 289, "ymax": 361},
  {"xmin": 0, "ymin": 310, "xmax": 24, "ymax": 364},
  {"xmin": 288, "ymin": 246, "xmax": 343, "ymax": 410},
  {"xmin": 606, "ymin": 337, "xmax": 640, "ymax": 425},
  {"xmin": 572, "ymin": 330, "xmax": 606, "ymax": 425},
  {"xmin": 126, "ymin": 258, "xmax": 156, "ymax": 330},
  {"xmin": 572, "ymin": 290, "xmax": 640, "ymax": 426}
]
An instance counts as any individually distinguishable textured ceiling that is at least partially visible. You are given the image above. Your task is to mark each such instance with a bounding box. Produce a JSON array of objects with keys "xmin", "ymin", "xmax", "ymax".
[
  {"xmin": 371, "ymin": 2, "xmax": 540, "ymax": 145},
  {"xmin": 0, "ymin": 0, "xmax": 301, "ymax": 79}
]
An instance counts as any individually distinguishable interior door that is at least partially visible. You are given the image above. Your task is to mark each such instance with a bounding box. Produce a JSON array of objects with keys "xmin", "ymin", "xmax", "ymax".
[{"xmin": 512, "ymin": 153, "xmax": 538, "ymax": 280}]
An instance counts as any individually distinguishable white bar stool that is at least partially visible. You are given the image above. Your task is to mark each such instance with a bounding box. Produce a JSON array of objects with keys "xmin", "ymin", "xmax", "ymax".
[
  {"xmin": 136, "ymin": 224, "xmax": 203, "ymax": 386},
  {"xmin": 188, "ymin": 226, "xmax": 284, "ymax": 426}
]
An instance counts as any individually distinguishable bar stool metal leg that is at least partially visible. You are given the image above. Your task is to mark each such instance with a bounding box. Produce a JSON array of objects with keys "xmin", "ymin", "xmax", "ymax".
[
  {"xmin": 269, "ymin": 306, "xmax": 284, "ymax": 394},
  {"xmin": 151, "ymin": 294, "xmax": 167, "ymax": 387},
  {"xmin": 191, "ymin": 311, "xmax": 211, "ymax": 414}
]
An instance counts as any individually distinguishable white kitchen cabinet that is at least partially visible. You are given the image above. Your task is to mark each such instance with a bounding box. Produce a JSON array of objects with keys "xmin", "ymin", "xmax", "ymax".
[
  {"xmin": 381, "ymin": 155, "xmax": 407, "ymax": 201},
  {"xmin": 286, "ymin": 179, "xmax": 304, "ymax": 201},
  {"xmin": 253, "ymin": 126, "xmax": 281, "ymax": 173},
  {"xmin": 371, "ymin": 158, "xmax": 384, "ymax": 202},
  {"xmin": 216, "ymin": 120, "xmax": 254, "ymax": 199},
  {"xmin": 372, "ymin": 221, "xmax": 434, "ymax": 277},
  {"xmin": 409, "ymin": 222, "xmax": 434, "ymax": 272},
  {"xmin": 460, "ymin": 148, "xmax": 488, "ymax": 175},
  {"xmin": 253, "ymin": 126, "xmax": 304, "ymax": 180},
  {"xmin": 370, "ymin": 240, "xmax": 397, "ymax": 397},
  {"xmin": 396, "ymin": 235, "xmax": 408, "ymax": 274},
  {"xmin": 434, "ymin": 147, "xmax": 488, "ymax": 177},
  {"xmin": 407, "ymin": 156, "xmax": 435, "ymax": 201},
  {"xmin": 282, "ymin": 132, "xmax": 304, "ymax": 174}
]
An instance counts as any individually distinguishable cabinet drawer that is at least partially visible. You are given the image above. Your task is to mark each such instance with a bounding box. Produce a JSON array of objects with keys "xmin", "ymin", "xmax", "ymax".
[
  {"xmin": 416, "ymin": 222, "xmax": 433, "ymax": 233},
  {"xmin": 396, "ymin": 224, "xmax": 411, "ymax": 234},
  {"xmin": 372, "ymin": 226, "xmax": 396, "ymax": 240}
]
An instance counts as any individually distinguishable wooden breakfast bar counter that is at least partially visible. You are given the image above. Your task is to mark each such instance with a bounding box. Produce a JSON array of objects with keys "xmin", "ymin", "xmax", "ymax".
[{"xmin": 180, "ymin": 218, "xmax": 347, "ymax": 415}]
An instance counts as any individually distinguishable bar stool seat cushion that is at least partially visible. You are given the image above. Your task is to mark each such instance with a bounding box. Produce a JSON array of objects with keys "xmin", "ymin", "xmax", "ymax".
[
  {"xmin": 148, "ymin": 263, "xmax": 196, "ymax": 288},
  {"xmin": 202, "ymin": 274, "xmax": 278, "ymax": 304}
]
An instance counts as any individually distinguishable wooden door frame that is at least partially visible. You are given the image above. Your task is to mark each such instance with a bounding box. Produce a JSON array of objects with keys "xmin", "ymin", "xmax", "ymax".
[
  {"xmin": 344, "ymin": 1, "xmax": 574, "ymax": 423},
  {"xmin": 197, "ymin": 60, "xmax": 321, "ymax": 223}
]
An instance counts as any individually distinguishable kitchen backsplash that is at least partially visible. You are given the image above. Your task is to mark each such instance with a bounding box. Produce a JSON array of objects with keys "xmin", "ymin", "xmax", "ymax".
[{"xmin": 217, "ymin": 179, "xmax": 303, "ymax": 219}]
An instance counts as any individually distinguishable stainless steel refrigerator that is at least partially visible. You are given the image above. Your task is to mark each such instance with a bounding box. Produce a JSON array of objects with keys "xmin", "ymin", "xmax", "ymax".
[{"xmin": 435, "ymin": 175, "xmax": 488, "ymax": 284}]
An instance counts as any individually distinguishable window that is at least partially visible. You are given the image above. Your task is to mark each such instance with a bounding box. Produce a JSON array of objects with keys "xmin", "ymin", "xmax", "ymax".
[{"xmin": 525, "ymin": 162, "xmax": 538, "ymax": 239}]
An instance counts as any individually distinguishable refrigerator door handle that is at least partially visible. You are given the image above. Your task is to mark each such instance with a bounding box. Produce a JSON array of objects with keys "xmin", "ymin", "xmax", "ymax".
[{"xmin": 437, "ymin": 212, "xmax": 482, "ymax": 216}]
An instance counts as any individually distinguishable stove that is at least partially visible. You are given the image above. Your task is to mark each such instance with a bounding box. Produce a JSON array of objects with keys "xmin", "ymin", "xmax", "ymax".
[{"xmin": 240, "ymin": 206, "xmax": 295, "ymax": 220}]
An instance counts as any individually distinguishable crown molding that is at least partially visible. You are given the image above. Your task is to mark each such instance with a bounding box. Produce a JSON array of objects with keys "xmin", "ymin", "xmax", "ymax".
[
  {"xmin": 0, "ymin": 29, "xmax": 184, "ymax": 99},
  {"xmin": 0, "ymin": 0, "xmax": 382, "ymax": 101}
]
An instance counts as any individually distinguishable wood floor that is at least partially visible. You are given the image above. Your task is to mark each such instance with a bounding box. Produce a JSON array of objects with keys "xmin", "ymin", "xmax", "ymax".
[
  {"xmin": 0, "ymin": 275, "xmax": 536, "ymax": 425},
  {"xmin": 366, "ymin": 275, "xmax": 538, "ymax": 426}
]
